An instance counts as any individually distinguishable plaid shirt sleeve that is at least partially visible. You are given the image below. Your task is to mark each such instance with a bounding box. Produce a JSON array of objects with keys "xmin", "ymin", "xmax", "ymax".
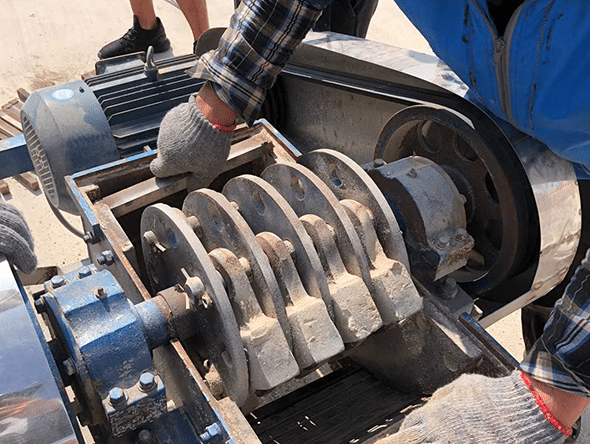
[
  {"xmin": 521, "ymin": 247, "xmax": 590, "ymax": 397},
  {"xmin": 189, "ymin": 0, "xmax": 328, "ymax": 125}
]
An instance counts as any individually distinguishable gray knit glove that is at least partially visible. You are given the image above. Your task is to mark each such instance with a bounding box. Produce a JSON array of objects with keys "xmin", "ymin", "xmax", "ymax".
[
  {"xmin": 0, "ymin": 203, "xmax": 37, "ymax": 274},
  {"xmin": 151, "ymin": 95, "xmax": 233, "ymax": 189},
  {"xmin": 378, "ymin": 371, "xmax": 566, "ymax": 444}
]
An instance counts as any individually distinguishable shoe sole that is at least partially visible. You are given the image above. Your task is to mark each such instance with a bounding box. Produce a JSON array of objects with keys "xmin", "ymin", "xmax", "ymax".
[{"xmin": 98, "ymin": 38, "xmax": 172, "ymax": 60}]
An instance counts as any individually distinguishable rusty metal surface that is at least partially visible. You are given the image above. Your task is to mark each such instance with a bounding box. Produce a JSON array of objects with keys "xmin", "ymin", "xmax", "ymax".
[
  {"xmin": 299, "ymin": 214, "xmax": 382, "ymax": 342},
  {"xmin": 340, "ymin": 199, "xmax": 422, "ymax": 323},
  {"xmin": 182, "ymin": 189, "xmax": 292, "ymax": 351},
  {"xmin": 256, "ymin": 231, "xmax": 345, "ymax": 368},
  {"xmin": 300, "ymin": 149, "xmax": 410, "ymax": 269},
  {"xmin": 223, "ymin": 175, "xmax": 333, "ymax": 319},
  {"xmin": 262, "ymin": 162, "xmax": 373, "ymax": 292},
  {"xmin": 141, "ymin": 203, "xmax": 249, "ymax": 405},
  {"xmin": 209, "ymin": 248, "xmax": 299, "ymax": 390}
]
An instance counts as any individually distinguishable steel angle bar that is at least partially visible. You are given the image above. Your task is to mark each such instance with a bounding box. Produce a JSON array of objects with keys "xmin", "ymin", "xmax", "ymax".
[
  {"xmin": 256, "ymin": 231, "xmax": 345, "ymax": 368},
  {"xmin": 0, "ymin": 134, "xmax": 34, "ymax": 178},
  {"xmin": 182, "ymin": 189, "xmax": 291, "ymax": 350},
  {"xmin": 140, "ymin": 203, "xmax": 248, "ymax": 405},
  {"xmin": 299, "ymin": 214, "xmax": 382, "ymax": 342},
  {"xmin": 340, "ymin": 199, "xmax": 422, "ymax": 324},
  {"xmin": 208, "ymin": 248, "xmax": 299, "ymax": 390},
  {"xmin": 261, "ymin": 162, "xmax": 373, "ymax": 291},
  {"xmin": 300, "ymin": 149, "xmax": 410, "ymax": 269}
]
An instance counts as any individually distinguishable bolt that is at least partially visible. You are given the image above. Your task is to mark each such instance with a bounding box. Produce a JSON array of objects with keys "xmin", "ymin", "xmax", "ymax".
[
  {"xmin": 109, "ymin": 387, "xmax": 127, "ymax": 407},
  {"xmin": 34, "ymin": 297, "xmax": 46, "ymax": 313},
  {"xmin": 455, "ymin": 228, "xmax": 469, "ymax": 242},
  {"xmin": 201, "ymin": 294, "xmax": 214, "ymax": 309},
  {"xmin": 96, "ymin": 287, "xmax": 107, "ymax": 299},
  {"xmin": 78, "ymin": 266, "xmax": 92, "ymax": 279},
  {"xmin": 441, "ymin": 278, "xmax": 458, "ymax": 300},
  {"xmin": 230, "ymin": 201, "xmax": 240, "ymax": 212},
  {"xmin": 186, "ymin": 216, "xmax": 202, "ymax": 235},
  {"xmin": 436, "ymin": 236, "xmax": 451, "ymax": 249},
  {"xmin": 51, "ymin": 275, "xmax": 66, "ymax": 289},
  {"xmin": 283, "ymin": 240, "xmax": 296, "ymax": 257},
  {"xmin": 143, "ymin": 230, "xmax": 166, "ymax": 255},
  {"xmin": 97, "ymin": 250, "xmax": 114, "ymax": 266},
  {"xmin": 373, "ymin": 158, "xmax": 385, "ymax": 168},
  {"xmin": 406, "ymin": 168, "xmax": 417, "ymax": 178},
  {"xmin": 137, "ymin": 429, "xmax": 153, "ymax": 444},
  {"xmin": 199, "ymin": 423, "xmax": 222, "ymax": 442},
  {"xmin": 139, "ymin": 372, "xmax": 156, "ymax": 392},
  {"xmin": 239, "ymin": 257, "xmax": 252, "ymax": 275},
  {"xmin": 83, "ymin": 232, "xmax": 97, "ymax": 244},
  {"xmin": 62, "ymin": 358, "xmax": 76, "ymax": 376},
  {"xmin": 181, "ymin": 269, "xmax": 205, "ymax": 304}
]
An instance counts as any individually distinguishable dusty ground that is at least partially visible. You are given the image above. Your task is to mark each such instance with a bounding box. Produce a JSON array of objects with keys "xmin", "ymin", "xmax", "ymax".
[{"xmin": 4, "ymin": 0, "xmax": 576, "ymax": 440}]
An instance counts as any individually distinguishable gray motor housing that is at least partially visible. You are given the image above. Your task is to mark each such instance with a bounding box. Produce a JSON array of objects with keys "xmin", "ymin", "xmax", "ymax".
[{"xmin": 21, "ymin": 80, "xmax": 118, "ymax": 214}]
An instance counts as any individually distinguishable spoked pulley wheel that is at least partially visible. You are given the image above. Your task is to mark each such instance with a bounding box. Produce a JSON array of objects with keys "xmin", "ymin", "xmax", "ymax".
[{"xmin": 374, "ymin": 104, "xmax": 538, "ymax": 296}]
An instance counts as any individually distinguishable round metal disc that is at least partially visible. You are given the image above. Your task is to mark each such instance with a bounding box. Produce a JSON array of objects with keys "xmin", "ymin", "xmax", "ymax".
[
  {"xmin": 261, "ymin": 162, "xmax": 373, "ymax": 290},
  {"xmin": 374, "ymin": 104, "xmax": 536, "ymax": 295},
  {"xmin": 140, "ymin": 203, "xmax": 248, "ymax": 405},
  {"xmin": 182, "ymin": 189, "xmax": 292, "ymax": 349},
  {"xmin": 223, "ymin": 175, "xmax": 332, "ymax": 313},
  {"xmin": 300, "ymin": 149, "xmax": 410, "ymax": 270}
]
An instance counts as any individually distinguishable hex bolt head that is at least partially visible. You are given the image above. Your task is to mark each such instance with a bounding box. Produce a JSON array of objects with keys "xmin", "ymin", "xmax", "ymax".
[
  {"xmin": 97, "ymin": 250, "xmax": 114, "ymax": 266},
  {"xmin": 373, "ymin": 158, "xmax": 385, "ymax": 168},
  {"xmin": 51, "ymin": 275, "xmax": 66, "ymax": 289},
  {"xmin": 96, "ymin": 287, "xmax": 107, "ymax": 299},
  {"xmin": 199, "ymin": 423, "xmax": 222, "ymax": 442},
  {"xmin": 201, "ymin": 294, "xmax": 214, "ymax": 310},
  {"xmin": 455, "ymin": 228, "xmax": 469, "ymax": 242},
  {"xmin": 441, "ymin": 278, "xmax": 458, "ymax": 300},
  {"xmin": 109, "ymin": 387, "xmax": 127, "ymax": 406},
  {"xmin": 137, "ymin": 429, "xmax": 153, "ymax": 444},
  {"xmin": 436, "ymin": 235, "xmax": 451, "ymax": 249},
  {"xmin": 78, "ymin": 266, "xmax": 92, "ymax": 279},
  {"xmin": 184, "ymin": 275, "xmax": 205, "ymax": 303},
  {"xmin": 139, "ymin": 372, "xmax": 156, "ymax": 392},
  {"xmin": 34, "ymin": 297, "xmax": 46, "ymax": 313},
  {"xmin": 83, "ymin": 232, "xmax": 98, "ymax": 244},
  {"xmin": 406, "ymin": 168, "xmax": 418, "ymax": 178},
  {"xmin": 62, "ymin": 358, "xmax": 76, "ymax": 376}
]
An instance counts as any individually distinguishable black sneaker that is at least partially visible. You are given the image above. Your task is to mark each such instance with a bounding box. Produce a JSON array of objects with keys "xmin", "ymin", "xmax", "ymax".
[{"xmin": 98, "ymin": 15, "xmax": 171, "ymax": 59}]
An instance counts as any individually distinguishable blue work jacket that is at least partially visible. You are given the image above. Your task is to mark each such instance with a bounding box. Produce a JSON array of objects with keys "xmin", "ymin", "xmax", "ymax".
[{"xmin": 395, "ymin": 0, "xmax": 590, "ymax": 170}]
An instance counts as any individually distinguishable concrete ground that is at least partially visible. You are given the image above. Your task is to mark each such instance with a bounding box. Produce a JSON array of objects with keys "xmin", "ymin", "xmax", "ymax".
[{"xmin": 3, "ymin": 0, "xmax": 583, "ymax": 441}]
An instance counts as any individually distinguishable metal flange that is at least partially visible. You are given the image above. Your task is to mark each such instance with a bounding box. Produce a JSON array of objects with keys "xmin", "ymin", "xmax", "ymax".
[
  {"xmin": 261, "ymin": 162, "xmax": 373, "ymax": 291},
  {"xmin": 182, "ymin": 188, "xmax": 292, "ymax": 350},
  {"xmin": 300, "ymin": 149, "xmax": 410, "ymax": 270},
  {"xmin": 140, "ymin": 203, "xmax": 249, "ymax": 405}
]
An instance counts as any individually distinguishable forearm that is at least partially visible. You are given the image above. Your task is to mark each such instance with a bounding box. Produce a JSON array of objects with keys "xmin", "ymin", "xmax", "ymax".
[
  {"xmin": 191, "ymin": 0, "xmax": 331, "ymax": 125},
  {"xmin": 527, "ymin": 375, "xmax": 590, "ymax": 428}
]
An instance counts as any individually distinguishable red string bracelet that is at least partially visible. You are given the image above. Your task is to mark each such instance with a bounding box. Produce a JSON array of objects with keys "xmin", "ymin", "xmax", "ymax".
[
  {"xmin": 520, "ymin": 371, "xmax": 573, "ymax": 436},
  {"xmin": 211, "ymin": 122, "xmax": 236, "ymax": 132}
]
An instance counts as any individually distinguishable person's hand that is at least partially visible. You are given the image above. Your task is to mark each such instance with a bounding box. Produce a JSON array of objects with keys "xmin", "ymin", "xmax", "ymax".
[
  {"xmin": 377, "ymin": 371, "xmax": 567, "ymax": 444},
  {"xmin": 150, "ymin": 82, "xmax": 237, "ymax": 189},
  {"xmin": 0, "ymin": 203, "xmax": 37, "ymax": 274}
]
